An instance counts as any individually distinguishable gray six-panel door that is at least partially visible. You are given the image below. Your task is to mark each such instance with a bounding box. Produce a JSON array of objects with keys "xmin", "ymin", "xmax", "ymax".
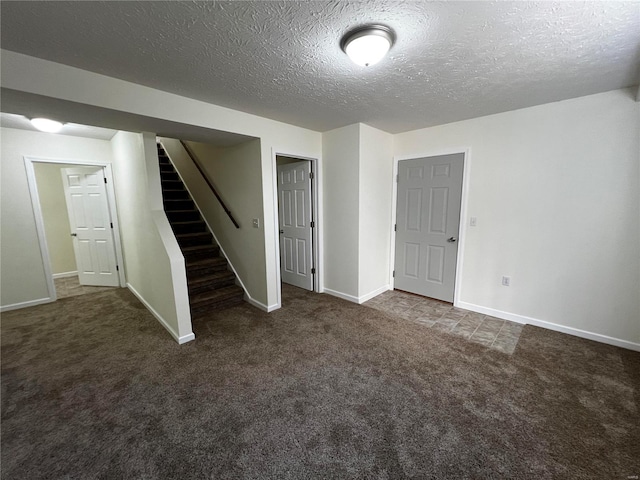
[
  {"xmin": 394, "ymin": 154, "xmax": 464, "ymax": 302},
  {"xmin": 277, "ymin": 161, "xmax": 314, "ymax": 291}
]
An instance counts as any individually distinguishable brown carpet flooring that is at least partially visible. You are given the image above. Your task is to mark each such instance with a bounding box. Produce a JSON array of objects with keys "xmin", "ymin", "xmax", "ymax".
[{"xmin": 1, "ymin": 285, "xmax": 639, "ymax": 479}]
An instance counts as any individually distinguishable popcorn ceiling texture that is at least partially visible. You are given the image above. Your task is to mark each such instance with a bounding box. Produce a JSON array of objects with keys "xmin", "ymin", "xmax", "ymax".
[{"xmin": 1, "ymin": 1, "xmax": 639, "ymax": 133}]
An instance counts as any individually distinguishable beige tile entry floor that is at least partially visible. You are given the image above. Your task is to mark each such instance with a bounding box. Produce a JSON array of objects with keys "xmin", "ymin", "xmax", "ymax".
[
  {"xmin": 54, "ymin": 276, "xmax": 117, "ymax": 299},
  {"xmin": 364, "ymin": 289, "xmax": 523, "ymax": 354}
]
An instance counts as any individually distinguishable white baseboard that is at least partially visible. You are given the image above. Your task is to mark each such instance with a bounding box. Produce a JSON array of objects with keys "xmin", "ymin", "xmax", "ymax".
[
  {"xmin": 127, "ymin": 283, "xmax": 195, "ymax": 344},
  {"xmin": 324, "ymin": 288, "xmax": 361, "ymax": 304},
  {"xmin": 324, "ymin": 285, "xmax": 391, "ymax": 305},
  {"xmin": 52, "ymin": 271, "xmax": 78, "ymax": 279},
  {"xmin": 244, "ymin": 294, "xmax": 279, "ymax": 312},
  {"xmin": 359, "ymin": 285, "xmax": 391, "ymax": 304},
  {"xmin": 457, "ymin": 301, "xmax": 640, "ymax": 352},
  {"xmin": 0, "ymin": 297, "xmax": 54, "ymax": 313}
]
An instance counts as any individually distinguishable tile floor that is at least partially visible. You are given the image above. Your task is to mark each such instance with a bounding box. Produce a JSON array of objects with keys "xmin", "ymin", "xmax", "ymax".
[
  {"xmin": 54, "ymin": 276, "xmax": 117, "ymax": 299},
  {"xmin": 364, "ymin": 289, "xmax": 523, "ymax": 354}
]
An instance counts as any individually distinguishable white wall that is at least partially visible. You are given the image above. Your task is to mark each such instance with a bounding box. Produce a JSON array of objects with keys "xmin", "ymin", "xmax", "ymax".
[
  {"xmin": 110, "ymin": 131, "xmax": 194, "ymax": 343},
  {"xmin": 0, "ymin": 127, "xmax": 113, "ymax": 310},
  {"xmin": 322, "ymin": 123, "xmax": 395, "ymax": 302},
  {"xmin": 322, "ymin": 124, "xmax": 361, "ymax": 299},
  {"xmin": 160, "ymin": 137, "xmax": 268, "ymax": 307},
  {"xmin": 359, "ymin": 124, "xmax": 394, "ymax": 300},
  {"xmin": 394, "ymin": 89, "xmax": 640, "ymax": 347},
  {"xmin": 1, "ymin": 50, "xmax": 322, "ymax": 310},
  {"xmin": 33, "ymin": 163, "xmax": 77, "ymax": 275}
]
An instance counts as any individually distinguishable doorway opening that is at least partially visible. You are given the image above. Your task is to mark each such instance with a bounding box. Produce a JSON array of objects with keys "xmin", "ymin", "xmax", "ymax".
[
  {"xmin": 391, "ymin": 152, "xmax": 467, "ymax": 304},
  {"xmin": 24, "ymin": 156, "xmax": 125, "ymax": 303},
  {"xmin": 274, "ymin": 154, "xmax": 320, "ymax": 306}
]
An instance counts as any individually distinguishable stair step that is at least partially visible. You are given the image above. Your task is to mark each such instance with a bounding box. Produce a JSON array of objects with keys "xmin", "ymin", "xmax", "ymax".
[
  {"xmin": 161, "ymin": 179, "xmax": 184, "ymax": 189},
  {"xmin": 176, "ymin": 231, "xmax": 213, "ymax": 247},
  {"xmin": 186, "ymin": 256, "xmax": 227, "ymax": 275},
  {"xmin": 182, "ymin": 244, "xmax": 221, "ymax": 262},
  {"xmin": 158, "ymin": 155, "xmax": 171, "ymax": 164},
  {"xmin": 166, "ymin": 209, "xmax": 200, "ymax": 222},
  {"xmin": 160, "ymin": 163, "xmax": 174, "ymax": 172},
  {"xmin": 188, "ymin": 270, "xmax": 236, "ymax": 295},
  {"xmin": 160, "ymin": 171, "xmax": 180, "ymax": 181},
  {"xmin": 171, "ymin": 220, "xmax": 207, "ymax": 234},
  {"xmin": 190, "ymin": 285, "xmax": 244, "ymax": 316},
  {"xmin": 163, "ymin": 199, "xmax": 195, "ymax": 210},
  {"xmin": 163, "ymin": 189, "xmax": 190, "ymax": 200}
]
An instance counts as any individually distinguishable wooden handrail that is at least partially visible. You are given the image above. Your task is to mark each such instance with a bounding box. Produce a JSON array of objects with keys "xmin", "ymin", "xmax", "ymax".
[{"xmin": 179, "ymin": 140, "xmax": 240, "ymax": 229}]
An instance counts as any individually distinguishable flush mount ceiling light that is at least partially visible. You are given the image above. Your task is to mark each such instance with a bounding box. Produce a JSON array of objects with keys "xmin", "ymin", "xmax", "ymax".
[
  {"xmin": 340, "ymin": 25, "xmax": 395, "ymax": 67},
  {"xmin": 30, "ymin": 117, "xmax": 64, "ymax": 133}
]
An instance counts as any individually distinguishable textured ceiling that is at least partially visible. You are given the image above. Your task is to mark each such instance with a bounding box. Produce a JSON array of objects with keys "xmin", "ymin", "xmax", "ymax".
[{"xmin": 1, "ymin": 1, "xmax": 639, "ymax": 134}]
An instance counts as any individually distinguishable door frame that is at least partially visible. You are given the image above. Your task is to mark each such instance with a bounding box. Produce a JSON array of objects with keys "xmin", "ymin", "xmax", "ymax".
[
  {"xmin": 271, "ymin": 149, "xmax": 322, "ymax": 309},
  {"xmin": 24, "ymin": 155, "xmax": 126, "ymax": 302},
  {"xmin": 390, "ymin": 147, "xmax": 472, "ymax": 307}
]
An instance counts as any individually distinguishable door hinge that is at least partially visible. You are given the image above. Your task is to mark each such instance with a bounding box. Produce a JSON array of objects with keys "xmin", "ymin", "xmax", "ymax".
[
  {"xmin": 309, "ymin": 172, "xmax": 314, "ymax": 179},
  {"xmin": 116, "ymin": 265, "xmax": 119, "ymax": 271},
  {"xmin": 104, "ymin": 177, "xmax": 107, "ymax": 184},
  {"xmin": 310, "ymin": 221, "xmax": 315, "ymax": 228},
  {"xmin": 394, "ymin": 224, "xmax": 397, "ymax": 232},
  {"xmin": 311, "ymin": 268, "xmax": 316, "ymax": 274},
  {"xmin": 396, "ymin": 174, "xmax": 399, "ymax": 183},
  {"xmin": 110, "ymin": 222, "xmax": 113, "ymax": 229},
  {"xmin": 393, "ymin": 270, "xmax": 395, "ymax": 277}
]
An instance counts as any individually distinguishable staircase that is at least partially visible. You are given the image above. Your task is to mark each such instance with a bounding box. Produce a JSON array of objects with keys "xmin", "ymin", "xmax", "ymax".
[{"xmin": 157, "ymin": 143, "xmax": 244, "ymax": 318}]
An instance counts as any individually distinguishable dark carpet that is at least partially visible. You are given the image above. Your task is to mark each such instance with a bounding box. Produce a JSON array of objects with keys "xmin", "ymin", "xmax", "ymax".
[{"xmin": 1, "ymin": 285, "xmax": 639, "ymax": 479}]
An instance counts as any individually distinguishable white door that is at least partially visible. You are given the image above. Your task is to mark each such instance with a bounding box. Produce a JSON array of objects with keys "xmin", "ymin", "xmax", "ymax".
[
  {"xmin": 394, "ymin": 154, "xmax": 464, "ymax": 302},
  {"xmin": 62, "ymin": 167, "xmax": 120, "ymax": 287},
  {"xmin": 277, "ymin": 161, "xmax": 314, "ymax": 290}
]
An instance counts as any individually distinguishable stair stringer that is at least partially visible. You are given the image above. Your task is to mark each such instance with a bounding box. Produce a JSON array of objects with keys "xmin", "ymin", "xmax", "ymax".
[{"xmin": 158, "ymin": 140, "xmax": 269, "ymax": 312}]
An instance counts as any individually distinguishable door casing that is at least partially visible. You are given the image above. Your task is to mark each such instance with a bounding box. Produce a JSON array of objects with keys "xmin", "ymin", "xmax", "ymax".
[
  {"xmin": 390, "ymin": 148, "xmax": 472, "ymax": 307},
  {"xmin": 271, "ymin": 149, "xmax": 322, "ymax": 310},
  {"xmin": 24, "ymin": 156, "xmax": 126, "ymax": 303}
]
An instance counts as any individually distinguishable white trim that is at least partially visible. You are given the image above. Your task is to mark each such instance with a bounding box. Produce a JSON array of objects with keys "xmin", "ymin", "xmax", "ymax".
[
  {"xmin": 271, "ymin": 148, "xmax": 323, "ymax": 305},
  {"xmin": 52, "ymin": 271, "xmax": 78, "ymax": 279},
  {"xmin": 127, "ymin": 283, "xmax": 195, "ymax": 344},
  {"xmin": 324, "ymin": 288, "xmax": 360, "ymax": 304},
  {"xmin": 244, "ymin": 295, "xmax": 279, "ymax": 312},
  {"xmin": 323, "ymin": 286, "xmax": 389, "ymax": 305},
  {"xmin": 23, "ymin": 155, "xmax": 127, "ymax": 289},
  {"xmin": 23, "ymin": 157, "xmax": 57, "ymax": 303},
  {"xmin": 102, "ymin": 164, "xmax": 127, "ymax": 287},
  {"xmin": 457, "ymin": 301, "xmax": 640, "ymax": 352},
  {"xmin": 390, "ymin": 148, "xmax": 471, "ymax": 305},
  {"xmin": 359, "ymin": 284, "xmax": 391, "ymax": 303},
  {"xmin": 1, "ymin": 297, "xmax": 53, "ymax": 313}
]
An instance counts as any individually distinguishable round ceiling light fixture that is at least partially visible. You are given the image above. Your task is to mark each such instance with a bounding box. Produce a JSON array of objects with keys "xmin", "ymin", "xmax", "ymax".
[
  {"xmin": 30, "ymin": 117, "xmax": 64, "ymax": 133},
  {"xmin": 340, "ymin": 25, "xmax": 395, "ymax": 67}
]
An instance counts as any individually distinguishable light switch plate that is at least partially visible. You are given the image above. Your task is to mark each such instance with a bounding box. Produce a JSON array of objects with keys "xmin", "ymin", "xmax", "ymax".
[{"xmin": 252, "ymin": 218, "xmax": 260, "ymax": 228}]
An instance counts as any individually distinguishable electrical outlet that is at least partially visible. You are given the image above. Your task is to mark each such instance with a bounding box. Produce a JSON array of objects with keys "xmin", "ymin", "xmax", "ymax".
[
  {"xmin": 501, "ymin": 276, "xmax": 511, "ymax": 287},
  {"xmin": 470, "ymin": 217, "xmax": 477, "ymax": 227},
  {"xmin": 252, "ymin": 218, "xmax": 260, "ymax": 228}
]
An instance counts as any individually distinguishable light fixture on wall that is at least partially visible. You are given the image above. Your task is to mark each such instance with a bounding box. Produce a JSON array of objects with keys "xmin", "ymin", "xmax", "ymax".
[
  {"xmin": 340, "ymin": 25, "xmax": 395, "ymax": 67},
  {"xmin": 30, "ymin": 117, "xmax": 64, "ymax": 133}
]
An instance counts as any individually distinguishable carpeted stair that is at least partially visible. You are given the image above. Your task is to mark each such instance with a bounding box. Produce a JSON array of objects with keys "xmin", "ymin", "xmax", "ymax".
[{"xmin": 157, "ymin": 143, "xmax": 244, "ymax": 317}]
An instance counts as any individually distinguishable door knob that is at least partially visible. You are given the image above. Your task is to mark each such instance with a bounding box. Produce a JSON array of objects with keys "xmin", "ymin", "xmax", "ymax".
[
  {"xmin": 70, "ymin": 233, "xmax": 77, "ymax": 237},
  {"xmin": 279, "ymin": 229, "xmax": 284, "ymax": 234},
  {"xmin": 447, "ymin": 237, "xmax": 457, "ymax": 242}
]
